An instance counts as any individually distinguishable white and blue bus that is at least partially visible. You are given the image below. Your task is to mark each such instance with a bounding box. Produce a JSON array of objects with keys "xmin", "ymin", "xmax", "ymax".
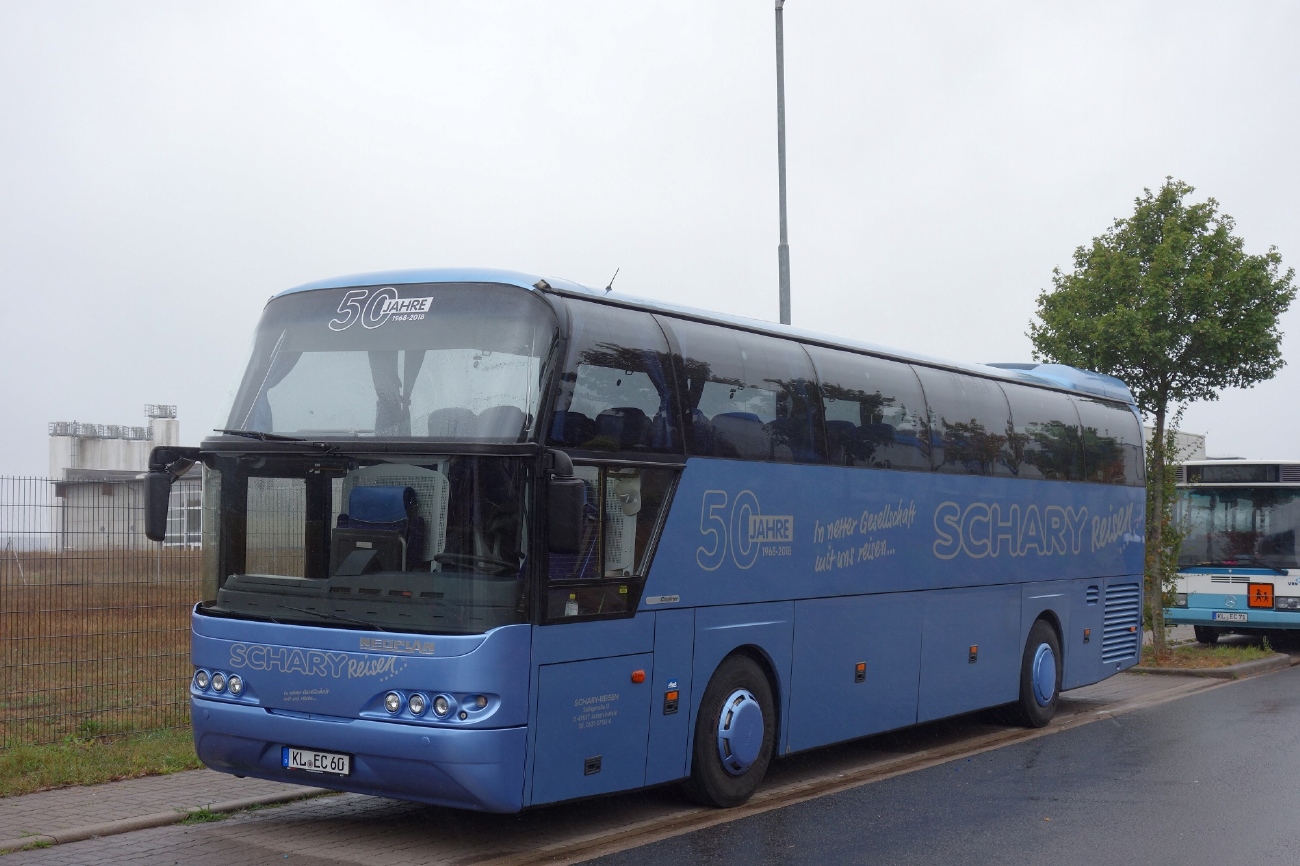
[
  {"xmin": 1168, "ymin": 459, "xmax": 1300, "ymax": 643},
  {"xmin": 147, "ymin": 268, "xmax": 1145, "ymax": 812}
]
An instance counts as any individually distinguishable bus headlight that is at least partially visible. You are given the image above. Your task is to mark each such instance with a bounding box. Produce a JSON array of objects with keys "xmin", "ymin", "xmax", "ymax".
[
  {"xmin": 384, "ymin": 692, "xmax": 402, "ymax": 714},
  {"xmin": 1276, "ymin": 596, "xmax": 1300, "ymax": 611},
  {"xmin": 433, "ymin": 695, "xmax": 451, "ymax": 718},
  {"xmin": 194, "ymin": 670, "xmax": 210, "ymax": 690},
  {"xmin": 408, "ymin": 693, "xmax": 428, "ymax": 716},
  {"xmin": 228, "ymin": 675, "xmax": 244, "ymax": 696},
  {"xmin": 211, "ymin": 672, "xmax": 226, "ymax": 692},
  {"xmin": 1174, "ymin": 593, "xmax": 1188, "ymax": 608}
]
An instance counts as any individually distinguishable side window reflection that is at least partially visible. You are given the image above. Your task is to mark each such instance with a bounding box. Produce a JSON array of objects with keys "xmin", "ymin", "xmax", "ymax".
[
  {"xmin": 548, "ymin": 306, "xmax": 679, "ymax": 453},
  {"xmin": 805, "ymin": 346, "xmax": 930, "ymax": 471}
]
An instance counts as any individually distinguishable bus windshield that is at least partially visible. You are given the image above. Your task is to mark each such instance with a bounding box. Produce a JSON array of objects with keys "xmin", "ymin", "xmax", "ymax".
[
  {"xmin": 203, "ymin": 452, "xmax": 532, "ymax": 635},
  {"xmin": 222, "ymin": 283, "xmax": 559, "ymax": 442},
  {"xmin": 1178, "ymin": 487, "xmax": 1300, "ymax": 569}
]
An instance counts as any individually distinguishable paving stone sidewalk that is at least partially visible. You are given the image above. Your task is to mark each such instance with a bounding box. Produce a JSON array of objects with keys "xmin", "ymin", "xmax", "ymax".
[{"xmin": 0, "ymin": 769, "xmax": 326, "ymax": 854}]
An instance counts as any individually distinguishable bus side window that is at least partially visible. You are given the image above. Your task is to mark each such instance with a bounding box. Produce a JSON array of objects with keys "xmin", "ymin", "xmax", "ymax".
[
  {"xmin": 664, "ymin": 318, "xmax": 823, "ymax": 463},
  {"xmin": 1001, "ymin": 384, "xmax": 1084, "ymax": 482},
  {"xmin": 805, "ymin": 346, "xmax": 929, "ymax": 471},
  {"xmin": 546, "ymin": 303, "xmax": 680, "ymax": 454},
  {"xmin": 1074, "ymin": 396, "xmax": 1145, "ymax": 486},
  {"xmin": 911, "ymin": 367, "xmax": 1015, "ymax": 477},
  {"xmin": 545, "ymin": 465, "xmax": 678, "ymax": 622}
]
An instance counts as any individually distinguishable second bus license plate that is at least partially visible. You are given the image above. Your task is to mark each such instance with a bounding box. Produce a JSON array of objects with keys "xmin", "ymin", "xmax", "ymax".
[
  {"xmin": 1212, "ymin": 612, "xmax": 1248, "ymax": 623},
  {"xmin": 282, "ymin": 746, "xmax": 351, "ymax": 776}
]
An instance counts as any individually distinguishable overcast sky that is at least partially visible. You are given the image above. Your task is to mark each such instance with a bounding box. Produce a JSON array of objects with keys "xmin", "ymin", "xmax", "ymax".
[{"xmin": 2, "ymin": 1, "xmax": 1297, "ymax": 477}]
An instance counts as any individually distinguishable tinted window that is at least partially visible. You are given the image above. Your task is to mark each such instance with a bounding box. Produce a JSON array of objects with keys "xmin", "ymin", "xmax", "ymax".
[
  {"xmin": 1074, "ymin": 397, "xmax": 1144, "ymax": 486},
  {"xmin": 547, "ymin": 302, "xmax": 680, "ymax": 453},
  {"xmin": 804, "ymin": 346, "xmax": 930, "ymax": 471},
  {"xmin": 1001, "ymin": 384, "xmax": 1083, "ymax": 481},
  {"xmin": 912, "ymin": 367, "xmax": 1015, "ymax": 476},
  {"xmin": 666, "ymin": 319, "xmax": 822, "ymax": 463}
]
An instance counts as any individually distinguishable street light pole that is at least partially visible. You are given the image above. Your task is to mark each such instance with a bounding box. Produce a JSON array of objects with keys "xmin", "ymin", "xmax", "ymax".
[{"xmin": 774, "ymin": 0, "xmax": 791, "ymax": 326}]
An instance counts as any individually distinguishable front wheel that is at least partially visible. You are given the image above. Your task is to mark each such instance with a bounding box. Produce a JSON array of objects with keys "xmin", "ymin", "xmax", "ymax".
[
  {"xmin": 1012, "ymin": 619, "xmax": 1062, "ymax": 728},
  {"xmin": 1193, "ymin": 626, "xmax": 1220, "ymax": 645},
  {"xmin": 683, "ymin": 655, "xmax": 775, "ymax": 808}
]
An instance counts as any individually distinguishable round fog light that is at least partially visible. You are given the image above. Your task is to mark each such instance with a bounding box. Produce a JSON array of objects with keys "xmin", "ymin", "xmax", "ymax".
[
  {"xmin": 384, "ymin": 691, "xmax": 402, "ymax": 714},
  {"xmin": 474, "ymin": 695, "xmax": 488, "ymax": 709},
  {"xmin": 408, "ymin": 693, "xmax": 427, "ymax": 715},
  {"xmin": 228, "ymin": 675, "xmax": 244, "ymax": 696},
  {"xmin": 433, "ymin": 695, "xmax": 451, "ymax": 717},
  {"xmin": 194, "ymin": 670, "xmax": 210, "ymax": 690},
  {"xmin": 211, "ymin": 672, "xmax": 226, "ymax": 692}
]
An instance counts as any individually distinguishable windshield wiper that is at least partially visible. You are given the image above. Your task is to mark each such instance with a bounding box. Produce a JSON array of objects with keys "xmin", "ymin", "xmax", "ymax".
[
  {"xmin": 215, "ymin": 428, "xmax": 308, "ymax": 442},
  {"xmin": 1197, "ymin": 558, "xmax": 1289, "ymax": 575},
  {"xmin": 279, "ymin": 604, "xmax": 390, "ymax": 631},
  {"xmin": 214, "ymin": 429, "xmax": 337, "ymax": 453}
]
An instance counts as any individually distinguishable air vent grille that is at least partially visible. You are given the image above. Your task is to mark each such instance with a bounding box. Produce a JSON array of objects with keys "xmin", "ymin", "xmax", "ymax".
[
  {"xmin": 1174, "ymin": 465, "xmax": 1187, "ymax": 483},
  {"xmin": 1210, "ymin": 575, "xmax": 1250, "ymax": 584},
  {"xmin": 1281, "ymin": 465, "xmax": 1300, "ymax": 483},
  {"xmin": 1086, "ymin": 586, "xmax": 1100, "ymax": 605},
  {"xmin": 1102, "ymin": 583, "xmax": 1141, "ymax": 662}
]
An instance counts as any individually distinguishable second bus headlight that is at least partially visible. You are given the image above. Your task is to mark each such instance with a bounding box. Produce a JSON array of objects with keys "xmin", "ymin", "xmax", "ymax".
[{"xmin": 1276, "ymin": 596, "xmax": 1300, "ymax": 610}]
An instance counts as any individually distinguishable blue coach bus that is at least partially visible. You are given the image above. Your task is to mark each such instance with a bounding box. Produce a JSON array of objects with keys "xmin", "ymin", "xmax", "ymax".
[
  {"xmin": 146, "ymin": 269, "xmax": 1145, "ymax": 812},
  {"xmin": 1167, "ymin": 459, "xmax": 1300, "ymax": 643}
]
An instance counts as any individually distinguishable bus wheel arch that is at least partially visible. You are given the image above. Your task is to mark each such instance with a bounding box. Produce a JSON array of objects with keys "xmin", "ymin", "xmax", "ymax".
[
  {"xmin": 1013, "ymin": 617, "xmax": 1062, "ymax": 728},
  {"xmin": 684, "ymin": 649, "xmax": 777, "ymax": 808}
]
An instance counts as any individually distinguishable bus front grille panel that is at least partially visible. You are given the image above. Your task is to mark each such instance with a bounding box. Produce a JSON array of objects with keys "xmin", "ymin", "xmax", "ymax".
[
  {"xmin": 1102, "ymin": 583, "xmax": 1141, "ymax": 662},
  {"xmin": 1210, "ymin": 575, "xmax": 1250, "ymax": 584}
]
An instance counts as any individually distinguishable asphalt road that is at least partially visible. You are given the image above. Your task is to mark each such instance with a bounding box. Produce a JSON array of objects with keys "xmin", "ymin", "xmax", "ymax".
[
  {"xmin": 592, "ymin": 665, "xmax": 1300, "ymax": 866},
  {"xmin": 4, "ymin": 667, "xmax": 1295, "ymax": 866}
]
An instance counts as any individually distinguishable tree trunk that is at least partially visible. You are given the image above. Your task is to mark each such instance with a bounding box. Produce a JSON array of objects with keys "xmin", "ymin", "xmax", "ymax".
[{"xmin": 1145, "ymin": 404, "xmax": 1167, "ymax": 654}]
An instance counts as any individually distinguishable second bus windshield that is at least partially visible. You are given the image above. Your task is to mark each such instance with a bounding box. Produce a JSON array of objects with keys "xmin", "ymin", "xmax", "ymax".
[{"xmin": 1178, "ymin": 487, "xmax": 1300, "ymax": 568}]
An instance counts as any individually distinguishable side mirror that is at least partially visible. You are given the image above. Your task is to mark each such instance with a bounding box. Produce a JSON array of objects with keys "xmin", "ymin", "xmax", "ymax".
[
  {"xmin": 144, "ymin": 471, "xmax": 173, "ymax": 542},
  {"xmin": 144, "ymin": 446, "xmax": 201, "ymax": 543},
  {"xmin": 545, "ymin": 449, "xmax": 584, "ymax": 555}
]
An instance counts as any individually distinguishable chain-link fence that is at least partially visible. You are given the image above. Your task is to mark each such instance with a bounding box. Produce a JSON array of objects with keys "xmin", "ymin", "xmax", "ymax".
[{"xmin": 0, "ymin": 475, "xmax": 202, "ymax": 748}]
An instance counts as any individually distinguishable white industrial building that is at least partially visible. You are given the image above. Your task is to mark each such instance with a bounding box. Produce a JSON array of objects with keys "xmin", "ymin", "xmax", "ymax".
[{"xmin": 48, "ymin": 405, "xmax": 200, "ymax": 549}]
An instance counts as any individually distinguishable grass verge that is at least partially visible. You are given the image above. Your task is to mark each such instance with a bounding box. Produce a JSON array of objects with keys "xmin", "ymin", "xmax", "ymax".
[
  {"xmin": 0, "ymin": 727, "xmax": 201, "ymax": 798},
  {"xmin": 1141, "ymin": 641, "xmax": 1275, "ymax": 669}
]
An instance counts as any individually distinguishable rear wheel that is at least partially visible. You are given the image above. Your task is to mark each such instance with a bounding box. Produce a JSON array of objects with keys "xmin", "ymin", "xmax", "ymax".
[
  {"xmin": 1012, "ymin": 619, "xmax": 1061, "ymax": 728},
  {"xmin": 683, "ymin": 655, "xmax": 775, "ymax": 808},
  {"xmin": 1194, "ymin": 625, "xmax": 1220, "ymax": 645}
]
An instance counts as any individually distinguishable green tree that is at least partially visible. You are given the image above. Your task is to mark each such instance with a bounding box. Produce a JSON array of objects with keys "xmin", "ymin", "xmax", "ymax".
[{"xmin": 1028, "ymin": 178, "xmax": 1294, "ymax": 652}]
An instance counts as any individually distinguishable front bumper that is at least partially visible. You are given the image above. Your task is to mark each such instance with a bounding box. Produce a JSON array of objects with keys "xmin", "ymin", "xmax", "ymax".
[{"xmin": 192, "ymin": 697, "xmax": 527, "ymax": 813}]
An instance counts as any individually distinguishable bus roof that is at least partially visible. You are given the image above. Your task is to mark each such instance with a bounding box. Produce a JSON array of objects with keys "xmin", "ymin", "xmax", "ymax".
[{"xmin": 275, "ymin": 267, "xmax": 1137, "ymax": 406}]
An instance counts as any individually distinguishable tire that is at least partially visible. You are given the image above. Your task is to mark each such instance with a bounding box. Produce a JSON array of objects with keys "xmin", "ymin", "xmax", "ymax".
[
  {"xmin": 1012, "ymin": 619, "xmax": 1061, "ymax": 728},
  {"xmin": 683, "ymin": 654, "xmax": 775, "ymax": 808},
  {"xmin": 1194, "ymin": 626, "xmax": 1220, "ymax": 645}
]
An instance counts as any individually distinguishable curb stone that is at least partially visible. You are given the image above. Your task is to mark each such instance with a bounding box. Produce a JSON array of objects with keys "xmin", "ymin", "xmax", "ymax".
[
  {"xmin": 1132, "ymin": 652, "xmax": 1294, "ymax": 680},
  {"xmin": 0, "ymin": 785, "xmax": 328, "ymax": 856}
]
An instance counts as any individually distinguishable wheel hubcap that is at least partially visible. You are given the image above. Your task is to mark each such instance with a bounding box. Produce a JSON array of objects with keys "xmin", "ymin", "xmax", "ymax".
[
  {"xmin": 716, "ymin": 688, "xmax": 764, "ymax": 775},
  {"xmin": 1031, "ymin": 643, "xmax": 1057, "ymax": 707}
]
